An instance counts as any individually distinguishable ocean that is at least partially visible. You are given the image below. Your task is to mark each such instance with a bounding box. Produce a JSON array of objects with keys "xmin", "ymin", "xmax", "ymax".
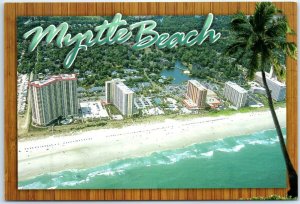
[{"xmin": 18, "ymin": 128, "xmax": 287, "ymax": 189}]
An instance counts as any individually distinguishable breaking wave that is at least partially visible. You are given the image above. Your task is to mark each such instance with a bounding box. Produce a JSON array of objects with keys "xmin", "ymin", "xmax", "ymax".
[{"xmin": 217, "ymin": 144, "xmax": 245, "ymax": 153}]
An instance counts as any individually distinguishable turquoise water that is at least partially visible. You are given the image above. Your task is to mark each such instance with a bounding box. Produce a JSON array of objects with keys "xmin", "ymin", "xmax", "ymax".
[
  {"xmin": 18, "ymin": 128, "xmax": 286, "ymax": 189},
  {"xmin": 160, "ymin": 61, "xmax": 192, "ymax": 84}
]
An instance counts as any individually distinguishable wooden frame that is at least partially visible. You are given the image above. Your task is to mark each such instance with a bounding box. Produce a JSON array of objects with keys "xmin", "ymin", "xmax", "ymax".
[{"xmin": 4, "ymin": 2, "xmax": 297, "ymax": 200}]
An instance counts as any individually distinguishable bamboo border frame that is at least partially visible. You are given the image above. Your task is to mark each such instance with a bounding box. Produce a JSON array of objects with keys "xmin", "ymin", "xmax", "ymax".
[{"xmin": 4, "ymin": 2, "xmax": 297, "ymax": 200}]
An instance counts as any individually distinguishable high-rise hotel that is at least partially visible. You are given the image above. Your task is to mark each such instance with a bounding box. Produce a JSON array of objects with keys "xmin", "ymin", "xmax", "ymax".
[
  {"xmin": 224, "ymin": 81, "xmax": 248, "ymax": 109},
  {"xmin": 30, "ymin": 74, "xmax": 78, "ymax": 126},
  {"xmin": 255, "ymin": 69, "xmax": 286, "ymax": 101},
  {"xmin": 184, "ymin": 80, "xmax": 208, "ymax": 109},
  {"xmin": 105, "ymin": 79, "xmax": 135, "ymax": 116}
]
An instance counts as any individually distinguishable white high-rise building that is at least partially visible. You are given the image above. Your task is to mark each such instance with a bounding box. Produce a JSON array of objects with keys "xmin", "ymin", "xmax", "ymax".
[
  {"xmin": 224, "ymin": 81, "xmax": 248, "ymax": 109},
  {"xmin": 255, "ymin": 71, "xmax": 286, "ymax": 101},
  {"xmin": 30, "ymin": 74, "xmax": 78, "ymax": 126},
  {"xmin": 105, "ymin": 79, "xmax": 135, "ymax": 116}
]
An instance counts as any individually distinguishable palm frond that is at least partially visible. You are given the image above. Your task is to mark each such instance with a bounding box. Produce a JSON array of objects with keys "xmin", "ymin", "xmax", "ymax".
[
  {"xmin": 231, "ymin": 13, "xmax": 253, "ymax": 34},
  {"xmin": 272, "ymin": 57, "xmax": 286, "ymax": 81},
  {"xmin": 285, "ymin": 42, "xmax": 297, "ymax": 60},
  {"xmin": 265, "ymin": 17, "xmax": 288, "ymax": 37},
  {"xmin": 224, "ymin": 40, "xmax": 248, "ymax": 56},
  {"xmin": 253, "ymin": 2, "xmax": 277, "ymax": 32}
]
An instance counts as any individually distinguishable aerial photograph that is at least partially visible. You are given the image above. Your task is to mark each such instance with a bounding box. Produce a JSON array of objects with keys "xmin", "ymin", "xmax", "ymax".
[{"xmin": 16, "ymin": 3, "xmax": 296, "ymax": 193}]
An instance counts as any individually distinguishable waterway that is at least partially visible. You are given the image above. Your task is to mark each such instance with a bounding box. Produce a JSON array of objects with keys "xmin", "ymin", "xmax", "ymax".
[{"xmin": 160, "ymin": 60, "xmax": 192, "ymax": 84}]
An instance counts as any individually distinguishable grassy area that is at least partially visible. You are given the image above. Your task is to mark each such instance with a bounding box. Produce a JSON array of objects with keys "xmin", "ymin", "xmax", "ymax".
[
  {"xmin": 17, "ymin": 103, "xmax": 31, "ymax": 135},
  {"xmin": 18, "ymin": 114, "xmax": 27, "ymax": 134},
  {"xmin": 106, "ymin": 104, "xmax": 122, "ymax": 115},
  {"xmin": 206, "ymin": 101, "xmax": 285, "ymax": 117},
  {"xmin": 20, "ymin": 116, "xmax": 138, "ymax": 139},
  {"xmin": 18, "ymin": 75, "xmax": 33, "ymax": 136}
]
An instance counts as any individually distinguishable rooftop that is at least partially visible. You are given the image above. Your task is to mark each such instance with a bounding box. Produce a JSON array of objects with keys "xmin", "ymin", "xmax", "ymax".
[
  {"xmin": 108, "ymin": 78, "xmax": 125, "ymax": 83},
  {"xmin": 107, "ymin": 78, "xmax": 134, "ymax": 94},
  {"xmin": 207, "ymin": 89, "xmax": 217, "ymax": 97},
  {"xmin": 188, "ymin": 80, "xmax": 207, "ymax": 90},
  {"xmin": 116, "ymin": 82, "xmax": 134, "ymax": 94},
  {"xmin": 30, "ymin": 74, "xmax": 77, "ymax": 88},
  {"xmin": 183, "ymin": 98, "xmax": 198, "ymax": 109},
  {"xmin": 225, "ymin": 81, "xmax": 247, "ymax": 93},
  {"xmin": 80, "ymin": 101, "xmax": 109, "ymax": 118}
]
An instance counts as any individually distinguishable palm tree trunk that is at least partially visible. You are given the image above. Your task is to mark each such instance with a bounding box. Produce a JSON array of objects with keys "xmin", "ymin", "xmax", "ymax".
[{"xmin": 261, "ymin": 70, "xmax": 298, "ymax": 198}]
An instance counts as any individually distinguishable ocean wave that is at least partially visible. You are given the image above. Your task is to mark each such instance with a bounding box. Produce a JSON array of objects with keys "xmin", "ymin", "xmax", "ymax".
[
  {"xmin": 166, "ymin": 151, "xmax": 194, "ymax": 163},
  {"xmin": 270, "ymin": 138, "xmax": 279, "ymax": 142},
  {"xmin": 217, "ymin": 144, "xmax": 245, "ymax": 153},
  {"xmin": 19, "ymin": 181, "xmax": 47, "ymax": 189},
  {"xmin": 88, "ymin": 168, "xmax": 124, "ymax": 179},
  {"xmin": 61, "ymin": 179, "xmax": 87, "ymax": 187},
  {"xmin": 248, "ymin": 140, "xmax": 273, "ymax": 145},
  {"xmin": 47, "ymin": 186, "xmax": 57, "ymax": 189},
  {"xmin": 112, "ymin": 162, "xmax": 132, "ymax": 170},
  {"xmin": 233, "ymin": 130, "xmax": 285, "ymax": 147},
  {"xmin": 200, "ymin": 151, "xmax": 214, "ymax": 157}
]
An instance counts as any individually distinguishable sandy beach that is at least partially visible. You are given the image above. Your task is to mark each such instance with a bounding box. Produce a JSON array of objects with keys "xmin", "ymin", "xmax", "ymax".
[{"xmin": 18, "ymin": 108, "xmax": 286, "ymax": 181}]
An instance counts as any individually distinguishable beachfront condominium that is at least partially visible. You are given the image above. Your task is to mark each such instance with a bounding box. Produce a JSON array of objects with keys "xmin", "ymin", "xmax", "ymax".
[
  {"xmin": 224, "ymin": 81, "xmax": 248, "ymax": 109},
  {"xmin": 30, "ymin": 74, "xmax": 78, "ymax": 126},
  {"xmin": 254, "ymin": 69, "xmax": 286, "ymax": 101},
  {"xmin": 185, "ymin": 80, "xmax": 207, "ymax": 109},
  {"xmin": 105, "ymin": 79, "xmax": 135, "ymax": 116}
]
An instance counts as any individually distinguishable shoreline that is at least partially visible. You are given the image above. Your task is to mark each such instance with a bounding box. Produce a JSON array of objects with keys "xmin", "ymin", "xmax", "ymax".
[{"xmin": 18, "ymin": 107, "xmax": 286, "ymax": 182}]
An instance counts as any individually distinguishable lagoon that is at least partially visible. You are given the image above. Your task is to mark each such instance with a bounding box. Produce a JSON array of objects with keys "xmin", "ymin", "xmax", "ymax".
[{"xmin": 160, "ymin": 60, "xmax": 192, "ymax": 84}]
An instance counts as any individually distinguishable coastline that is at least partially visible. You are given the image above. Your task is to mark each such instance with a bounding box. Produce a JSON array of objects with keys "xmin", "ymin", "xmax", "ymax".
[{"xmin": 18, "ymin": 107, "xmax": 286, "ymax": 182}]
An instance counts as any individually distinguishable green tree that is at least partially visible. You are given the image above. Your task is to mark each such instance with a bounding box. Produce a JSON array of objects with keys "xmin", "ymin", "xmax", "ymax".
[{"xmin": 226, "ymin": 2, "xmax": 297, "ymax": 197}]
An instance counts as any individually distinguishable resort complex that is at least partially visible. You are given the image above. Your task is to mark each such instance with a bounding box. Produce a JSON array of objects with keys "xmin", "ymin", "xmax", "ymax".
[
  {"xmin": 20, "ymin": 61, "xmax": 286, "ymax": 129},
  {"xmin": 29, "ymin": 74, "xmax": 78, "ymax": 126},
  {"xmin": 22, "ymin": 68, "xmax": 286, "ymax": 127}
]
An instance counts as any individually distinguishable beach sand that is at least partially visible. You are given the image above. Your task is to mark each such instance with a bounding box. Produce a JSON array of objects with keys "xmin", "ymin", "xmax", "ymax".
[{"xmin": 18, "ymin": 108, "xmax": 286, "ymax": 181}]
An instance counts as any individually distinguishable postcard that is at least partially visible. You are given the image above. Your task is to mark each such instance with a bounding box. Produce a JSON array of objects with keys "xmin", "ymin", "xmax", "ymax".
[{"xmin": 10, "ymin": 1, "xmax": 297, "ymax": 199}]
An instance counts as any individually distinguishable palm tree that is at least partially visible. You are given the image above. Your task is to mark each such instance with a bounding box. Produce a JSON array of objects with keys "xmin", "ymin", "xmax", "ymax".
[{"xmin": 225, "ymin": 2, "xmax": 297, "ymax": 197}]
